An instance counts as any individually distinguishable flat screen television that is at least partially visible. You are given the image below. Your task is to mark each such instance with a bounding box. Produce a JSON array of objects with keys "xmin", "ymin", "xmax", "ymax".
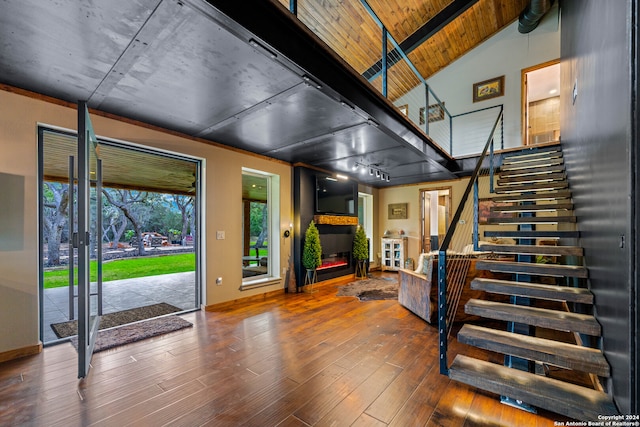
[{"xmin": 315, "ymin": 175, "xmax": 356, "ymax": 215}]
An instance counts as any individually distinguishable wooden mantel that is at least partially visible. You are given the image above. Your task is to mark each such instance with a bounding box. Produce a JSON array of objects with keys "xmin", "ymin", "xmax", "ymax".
[{"xmin": 314, "ymin": 215, "xmax": 358, "ymax": 226}]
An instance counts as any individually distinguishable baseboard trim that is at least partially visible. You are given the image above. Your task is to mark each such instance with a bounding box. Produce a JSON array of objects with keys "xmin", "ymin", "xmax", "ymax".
[
  {"xmin": 204, "ymin": 273, "xmax": 356, "ymax": 312},
  {"xmin": 205, "ymin": 289, "xmax": 285, "ymax": 312},
  {"xmin": 0, "ymin": 342, "xmax": 43, "ymax": 363}
]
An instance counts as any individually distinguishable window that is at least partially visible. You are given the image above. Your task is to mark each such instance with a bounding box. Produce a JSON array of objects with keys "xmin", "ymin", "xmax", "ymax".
[
  {"xmin": 358, "ymin": 192, "xmax": 373, "ymax": 261},
  {"xmin": 241, "ymin": 168, "xmax": 280, "ymax": 286}
]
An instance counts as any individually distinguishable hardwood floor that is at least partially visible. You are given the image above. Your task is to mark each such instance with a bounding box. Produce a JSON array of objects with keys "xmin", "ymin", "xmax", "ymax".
[{"xmin": 0, "ymin": 273, "xmax": 571, "ymax": 426}]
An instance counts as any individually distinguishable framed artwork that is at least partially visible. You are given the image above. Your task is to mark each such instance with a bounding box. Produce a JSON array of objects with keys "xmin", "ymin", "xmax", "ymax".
[
  {"xmin": 420, "ymin": 102, "xmax": 445, "ymax": 125},
  {"xmin": 428, "ymin": 102, "xmax": 445, "ymax": 122},
  {"xmin": 398, "ymin": 104, "xmax": 408, "ymax": 116},
  {"xmin": 478, "ymin": 199, "xmax": 515, "ymax": 224},
  {"xmin": 473, "ymin": 75, "xmax": 505, "ymax": 102},
  {"xmin": 388, "ymin": 203, "xmax": 408, "ymax": 220}
]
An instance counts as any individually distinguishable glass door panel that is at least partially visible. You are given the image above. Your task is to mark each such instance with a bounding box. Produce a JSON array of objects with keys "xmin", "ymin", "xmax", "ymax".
[{"xmin": 77, "ymin": 101, "xmax": 102, "ymax": 378}]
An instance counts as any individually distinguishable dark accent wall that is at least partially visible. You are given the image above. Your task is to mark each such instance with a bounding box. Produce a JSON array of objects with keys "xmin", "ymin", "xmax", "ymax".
[
  {"xmin": 293, "ymin": 166, "xmax": 356, "ymax": 288},
  {"xmin": 560, "ymin": 0, "xmax": 637, "ymax": 413}
]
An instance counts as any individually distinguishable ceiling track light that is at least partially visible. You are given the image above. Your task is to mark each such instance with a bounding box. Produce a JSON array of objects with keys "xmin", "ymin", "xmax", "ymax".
[{"xmin": 353, "ymin": 161, "xmax": 390, "ymax": 182}]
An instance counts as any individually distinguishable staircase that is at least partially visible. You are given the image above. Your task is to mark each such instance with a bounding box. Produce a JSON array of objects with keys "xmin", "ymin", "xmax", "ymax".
[{"xmin": 448, "ymin": 146, "xmax": 618, "ymax": 420}]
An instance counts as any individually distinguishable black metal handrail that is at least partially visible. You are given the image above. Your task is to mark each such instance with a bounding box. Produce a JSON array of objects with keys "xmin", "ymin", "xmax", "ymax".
[{"xmin": 438, "ymin": 106, "xmax": 504, "ymax": 375}]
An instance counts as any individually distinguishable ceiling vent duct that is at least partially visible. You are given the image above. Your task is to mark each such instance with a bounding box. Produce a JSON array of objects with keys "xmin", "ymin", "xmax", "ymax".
[{"xmin": 518, "ymin": 0, "xmax": 553, "ymax": 34}]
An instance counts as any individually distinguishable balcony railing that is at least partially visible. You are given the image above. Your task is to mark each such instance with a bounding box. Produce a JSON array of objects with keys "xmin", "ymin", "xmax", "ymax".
[{"xmin": 282, "ymin": 0, "xmax": 503, "ymax": 157}]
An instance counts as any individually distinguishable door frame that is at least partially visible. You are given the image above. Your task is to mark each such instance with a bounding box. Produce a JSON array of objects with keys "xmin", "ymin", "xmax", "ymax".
[{"xmin": 521, "ymin": 59, "xmax": 560, "ymax": 146}]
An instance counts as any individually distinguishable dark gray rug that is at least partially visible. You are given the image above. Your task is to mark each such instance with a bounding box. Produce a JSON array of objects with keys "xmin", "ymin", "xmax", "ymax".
[
  {"xmin": 336, "ymin": 276, "xmax": 398, "ymax": 301},
  {"xmin": 69, "ymin": 315, "xmax": 192, "ymax": 353},
  {"xmin": 50, "ymin": 302, "xmax": 182, "ymax": 338}
]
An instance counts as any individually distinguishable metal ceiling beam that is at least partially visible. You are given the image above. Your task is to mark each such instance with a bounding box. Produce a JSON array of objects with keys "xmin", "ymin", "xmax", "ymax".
[{"xmin": 362, "ymin": 0, "xmax": 480, "ymax": 80}]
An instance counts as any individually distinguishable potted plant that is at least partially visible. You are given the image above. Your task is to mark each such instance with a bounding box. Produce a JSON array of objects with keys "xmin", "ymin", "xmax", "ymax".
[
  {"xmin": 302, "ymin": 220, "xmax": 322, "ymax": 287},
  {"xmin": 353, "ymin": 225, "xmax": 368, "ymax": 278}
]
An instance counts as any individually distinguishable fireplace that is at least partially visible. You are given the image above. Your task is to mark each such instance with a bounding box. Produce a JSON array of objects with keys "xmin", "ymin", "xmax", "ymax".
[{"xmin": 318, "ymin": 251, "xmax": 350, "ymax": 271}]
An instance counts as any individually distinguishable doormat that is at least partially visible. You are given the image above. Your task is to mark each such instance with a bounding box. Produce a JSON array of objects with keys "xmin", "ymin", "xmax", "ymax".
[
  {"xmin": 50, "ymin": 302, "xmax": 182, "ymax": 339},
  {"xmin": 336, "ymin": 276, "xmax": 398, "ymax": 301},
  {"xmin": 69, "ymin": 315, "xmax": 192, "ymax": 353}
]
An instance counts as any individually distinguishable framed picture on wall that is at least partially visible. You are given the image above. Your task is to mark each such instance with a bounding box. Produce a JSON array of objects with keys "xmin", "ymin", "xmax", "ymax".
[
  {"xmin": 398, "ymin": 104, "xmax": 408, "ymax": 116},
  {"xmin": 473, "ymin": 75, "xmax": 505, "ymax": 102},
  {"xmin": 388, "ymin": 203, "xmax": 408, "ymax": 220}
]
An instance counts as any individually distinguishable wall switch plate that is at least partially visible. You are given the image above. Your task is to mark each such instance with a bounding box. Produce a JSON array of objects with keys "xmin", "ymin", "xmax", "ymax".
[{"xmin": 216, "ymin": 231, "xmax": 225, "ymax": 240}]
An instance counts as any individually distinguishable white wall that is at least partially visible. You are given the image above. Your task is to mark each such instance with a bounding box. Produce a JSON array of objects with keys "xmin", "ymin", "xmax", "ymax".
[
  {"xmin": 395, "ymin": 4, "xmax": 560, "ymax": 154},
  {"xmin": 0, "ymin": 88, "xmax": 293, "ymax": 355}
]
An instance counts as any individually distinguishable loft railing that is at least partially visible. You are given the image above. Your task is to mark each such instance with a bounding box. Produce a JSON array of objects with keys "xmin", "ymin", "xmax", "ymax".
[
  {"xmin": 437, "ymin": 108, "xmax": 504, "ymax": 375},
  {"xmin": 283, "ymin": 0, "xmax": 501, "ymax": 157}
]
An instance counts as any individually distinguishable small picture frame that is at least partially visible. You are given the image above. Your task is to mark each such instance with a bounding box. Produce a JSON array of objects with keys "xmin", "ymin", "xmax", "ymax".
[
  {"xmin": 420, "ymin": 102, "xmax": 445, "ymax": 125},
  {"xmin": 388, "ymin": 203, "xmax": 408, "ymax": 220},
  {"xmin": 473, "ymin": 75, "xmax": 505, "ymax": 103}
]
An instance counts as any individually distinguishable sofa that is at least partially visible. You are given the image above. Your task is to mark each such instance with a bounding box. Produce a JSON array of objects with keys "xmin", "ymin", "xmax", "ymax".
[{"xmin": 398, "ymin": 248, "xmax": 506, "ymax": 324}]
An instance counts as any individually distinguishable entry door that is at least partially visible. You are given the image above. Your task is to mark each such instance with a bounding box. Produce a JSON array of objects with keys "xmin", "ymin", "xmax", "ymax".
[{"xmin": 77, "ymin": 101, "xmax": 102, "ymax": 378}]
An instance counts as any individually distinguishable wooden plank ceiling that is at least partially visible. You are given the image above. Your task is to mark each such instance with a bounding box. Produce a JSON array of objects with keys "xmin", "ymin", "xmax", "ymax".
[{"xmin": 276, "ymin": 0, "xmax": 529, "ymax": 101}]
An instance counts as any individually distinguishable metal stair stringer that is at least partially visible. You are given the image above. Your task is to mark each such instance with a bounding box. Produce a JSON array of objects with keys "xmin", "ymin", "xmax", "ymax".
[{"xmin": 448, "ymin": 146, "xmax": 618, "ymax": 420}]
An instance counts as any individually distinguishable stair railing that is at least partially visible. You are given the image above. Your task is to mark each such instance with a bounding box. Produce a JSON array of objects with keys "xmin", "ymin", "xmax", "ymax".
[{"xmin": 438, "ymin": 107, "xmax": 504, "ymax": 375}]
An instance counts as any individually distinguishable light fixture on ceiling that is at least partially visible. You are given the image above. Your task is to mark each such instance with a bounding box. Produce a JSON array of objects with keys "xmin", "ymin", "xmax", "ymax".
[
  {"xmin": 353, "ymin": 161, "xmax": 390, "ymax": 182},
  {"xmin": 302, "ymin": 75, "xmax": 322, "ymax": 89},
  {"xmin": 248, "ymin": 38, "xmax": 277, "ymax": 59}
]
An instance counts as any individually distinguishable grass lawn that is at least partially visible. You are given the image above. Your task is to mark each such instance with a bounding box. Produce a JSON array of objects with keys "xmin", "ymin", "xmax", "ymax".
[{"xmin": 44, "ymin": 253, "xmax": 196, "ymax": 289}]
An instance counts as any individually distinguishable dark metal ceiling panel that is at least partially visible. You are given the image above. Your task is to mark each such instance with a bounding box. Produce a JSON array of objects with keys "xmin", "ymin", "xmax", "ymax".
[
  {"xmin": 89, "ymin": 0, "xmax": 303, "ymax": 135},
  {"xmin": 0, "ymin": 0, "xmax": 160, "ymax": 101},
  {"xmin": 272, "ymin": 122, "xmax": 398, "ymax": 164},
  {"xmin": 206, "ymin": 86, "xmax": 369, "ymax": 154}
]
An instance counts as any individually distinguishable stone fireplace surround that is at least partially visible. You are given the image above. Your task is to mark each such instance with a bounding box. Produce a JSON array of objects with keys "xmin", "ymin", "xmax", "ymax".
[{"xmin": 293, "ymin": 166, "xmax": 357, "ymax": 289}]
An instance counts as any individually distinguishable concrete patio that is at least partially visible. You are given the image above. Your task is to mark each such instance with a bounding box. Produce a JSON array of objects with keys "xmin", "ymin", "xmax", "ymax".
[{"xmin": 42, "ymin": 271, "xmax": 198, "ymax": 344}]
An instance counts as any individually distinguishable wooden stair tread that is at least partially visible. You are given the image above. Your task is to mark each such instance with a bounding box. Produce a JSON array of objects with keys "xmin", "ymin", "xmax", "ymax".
[
  {"xmin": 490, "ymin": 203, "xmax": 573, "ymax": 212},
  {"xmin": 499, "ymin": 165, "xmax": 565, "ymax": 178},
  {"xmin": 500, "ymin": 157, "xmax": 564, "ymax": 171},
  {"xmin": 475, "ymin": 260, "xmax": 588, "ymax": 278},
  {"xmin": 494, "ymin": 181, "xmax": 568, "ymax": 194},
  {"xmin": 471, "ymin": 277, "xmax": 593, "ymax": 304},
  {"xmin": 498, "ymin": 172, "xmax": 566, "ymax": 185},
  {"xmin": 486, "ymin": 215, "xmax": 576, "ymax": 224},
  {"xmin": 502, "ymin": 147, "xmax": 562, "ymax": 160},
  {"xmin": 490, "ymin": 190, "xmax": 572, "ymax": 203},
  {"xmin": 448, "ymin": 355, "xmax": 617, "ymax": 420},
  {"xmin": 502, "ymin": 152, "xmax": 563, "ymax": 164},
  {"xmin": 484, "ymin": 230, "xmax": 580, "ymax": 239},
  {"xmin": 457, "ymin": 325, "xmax": 610, "ymax": 376},
  {"xmin": 478, "ymin": 243, "xmax": 583, "ymax": 256},
  {"xmin": 464, "ymin": 299, "xmax": 601, "ymax": 335}
]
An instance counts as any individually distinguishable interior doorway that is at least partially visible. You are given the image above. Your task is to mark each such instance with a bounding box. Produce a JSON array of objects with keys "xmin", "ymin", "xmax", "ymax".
[
  {"xmin": 420, "ymin": 187, "xmax": 451, "ymax": 253},
  {"xmin": 39, "ymin": 127, "xmax": 201, "ymax": 345},
  {"xmin": 522, "ymin": 60, "xmax": 560, "ymax": 146}
]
